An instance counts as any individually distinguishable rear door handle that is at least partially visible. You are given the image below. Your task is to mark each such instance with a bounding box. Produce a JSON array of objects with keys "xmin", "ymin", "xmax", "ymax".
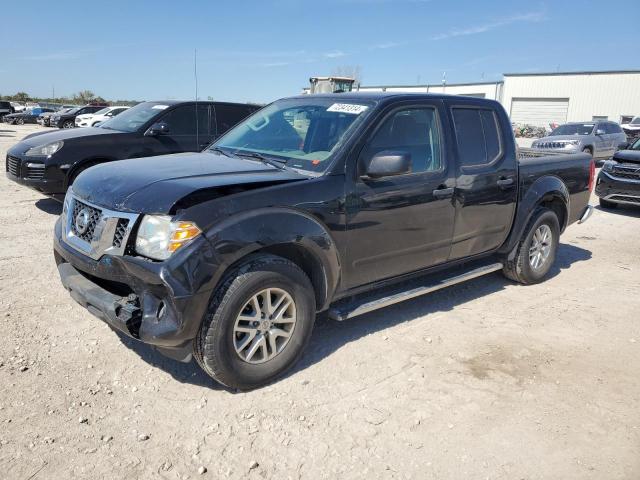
[
  {"xmin": 433, "ymin": 187, "xmax": 455, "ymax": 199},
  {"xmin": 497, "ymin": 177, "xmax": 515, "ymax": 189}
]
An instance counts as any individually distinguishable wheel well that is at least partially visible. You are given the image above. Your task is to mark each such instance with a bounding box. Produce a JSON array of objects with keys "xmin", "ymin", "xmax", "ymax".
[
  {"xmin": 252, "ymin": 244, "xmax": 328, "ymax": 309},
  {"xmin": 539, "ymin": 196, "xmax": 567, "ymax": 231},
  {"xmin": 582, "ymin": 145, "xmax": 593, "ymax": 154},
  {"xmin": 67, "ymin": 159, "xmax": 106, "ymax": 186}
]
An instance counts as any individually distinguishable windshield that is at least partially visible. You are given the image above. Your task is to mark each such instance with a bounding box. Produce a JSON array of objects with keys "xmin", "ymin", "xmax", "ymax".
[
  {"xmin": 99, "ymin": 102, "xmax": 166, "ymax": 132},
  {"xmin": 549, "ymin": 123, "xmax": 595, "ymax": 136},
  {"xmin": 212, "ymin": 98, "xmax": 373, "ymax": 173},
  {"xmin": 631, "ymin": 117, "xmax": 640, "ymax": 125}
]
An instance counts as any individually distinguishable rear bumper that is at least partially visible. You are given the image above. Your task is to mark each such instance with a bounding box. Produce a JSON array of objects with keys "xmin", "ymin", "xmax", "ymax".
[
  {"xmin": 53, "ymin": 218, "xmax": 215, "ymax": 361},
  {"xmin": 595, "ymin": 171, "xmax": 640, "ymax": 206}
]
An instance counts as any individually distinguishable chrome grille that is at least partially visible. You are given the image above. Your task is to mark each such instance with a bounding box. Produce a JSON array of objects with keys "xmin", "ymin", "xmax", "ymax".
[
  {"xmin": 6, "ymin": 156, "xmax": 20, "ymax": 176},
  {"xmin": 24, "ymin": 162, "xmax": 45, "ymax": 179},
  {"xmin": 611, "ymin": 166, "xmax": 640, "ymax": 181},
  {"xmin": 62, "ymin": 191, "xmax": 139, "ymax": 260},
  {"xmin": 112, "ymin": 219, "xmax": 130, "ymax": 248},
  {"xmin": 71, "ymin": 199, "xmax": 102, "ymax": 243}
]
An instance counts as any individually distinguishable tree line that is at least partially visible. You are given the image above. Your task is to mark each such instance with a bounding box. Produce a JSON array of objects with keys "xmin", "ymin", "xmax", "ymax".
[{"xmin": 0, "ymin": 90, "xmax": 139, "ymax": 106}]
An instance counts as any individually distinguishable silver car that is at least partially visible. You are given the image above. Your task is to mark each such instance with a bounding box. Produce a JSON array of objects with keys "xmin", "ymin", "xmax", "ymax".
[{"xmin": 532, "ymin": 121, "xmax": 628, "ymax": 163}]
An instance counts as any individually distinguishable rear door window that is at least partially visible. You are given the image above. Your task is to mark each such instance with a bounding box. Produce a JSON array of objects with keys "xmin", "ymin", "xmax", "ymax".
[
  {"xmin": 215, "ymin": 104, "xmax": 257, "ymax": 135},
  {"xmin": 452, "ymin": 107, "xmax": 503, "ymax": 168}
]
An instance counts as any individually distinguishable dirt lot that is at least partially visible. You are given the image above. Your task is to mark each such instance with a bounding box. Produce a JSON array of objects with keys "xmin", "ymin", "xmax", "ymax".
[{"xmin": 1, "ymin": 123, "xmax": 639, "ymax": 480}]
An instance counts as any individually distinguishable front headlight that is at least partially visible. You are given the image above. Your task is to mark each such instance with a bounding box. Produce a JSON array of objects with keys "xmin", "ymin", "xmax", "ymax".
[
  {"xmin": 25, "ymin": 140, "xmax": 63, "ymax": 157},
  {"xmin": 602, "ymin": 160, "xmax": 615, "ymax": 172},
  {"xmin": 135, "ymin": 215, "xmax": 201, "ymax": 260}
]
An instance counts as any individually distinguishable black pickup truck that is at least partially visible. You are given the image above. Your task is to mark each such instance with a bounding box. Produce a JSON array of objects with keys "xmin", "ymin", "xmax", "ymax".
[{"xmin": 53, "ymin": 93, "xmax": 594, "ymax": 389}]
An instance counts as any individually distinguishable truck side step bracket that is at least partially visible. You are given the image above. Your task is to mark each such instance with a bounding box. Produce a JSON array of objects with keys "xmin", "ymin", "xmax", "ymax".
[{"xmin": 328, "ymin": 261, "xmax": 504, "ymax": 321}]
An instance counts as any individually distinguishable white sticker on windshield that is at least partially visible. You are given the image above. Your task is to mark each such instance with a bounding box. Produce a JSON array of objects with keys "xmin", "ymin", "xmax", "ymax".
[
  {"xmin": 327, "ymin": 103, "xmax": 368, "ymax": 115},
  {"xmin": 152, "ymin": 105, "xmax": 169, "ymax": 110}
]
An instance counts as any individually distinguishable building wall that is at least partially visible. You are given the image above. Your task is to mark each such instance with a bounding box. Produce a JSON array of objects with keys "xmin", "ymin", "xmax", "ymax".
[{"xmin": 501, "ymin": 71, "xmax": 640, "ymax": 124}]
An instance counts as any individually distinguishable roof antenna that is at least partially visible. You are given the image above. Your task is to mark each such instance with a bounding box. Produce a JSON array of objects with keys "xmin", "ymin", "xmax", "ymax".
[{"xmin": 194, "ymin": 48, "xmax": 199, "ymax": 147}]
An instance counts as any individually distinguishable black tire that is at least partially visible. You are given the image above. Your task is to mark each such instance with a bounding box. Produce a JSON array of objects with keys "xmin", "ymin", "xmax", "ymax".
[
  {"xmin": 16, "ymin": 118, "xmax": 24, "ymax": 125},
  {"xmin": 599, "ymin": 198, "xmax": 617, "ymax": 209},
  {"xmin": 68, "ymin": 162, "xmax": 99, "ymax": 188},
  {"xmin": 194, "ymin": 254, "xmax": 316, "ymax": 390},
  {"xmin": 502, "ymin": 208, "xmax": 560, "ymax": 285},
  {"xmin": 62, "ymin": 120, "xmax": 74, "ymax": 129},
  {"xmin": 582, "ymin": 147, "xmax": 592, "ymax": 156}
]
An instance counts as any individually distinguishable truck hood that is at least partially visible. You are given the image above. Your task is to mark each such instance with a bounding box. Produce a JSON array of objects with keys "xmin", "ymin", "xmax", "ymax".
[
  {"xmin": 72, "ymin": 151, "xmax": 308, "ymax": 214},
  {"xmin": 20, "ymin": 126, "xmax": 121, "ymax": 145},
  {"xmin": 613, "ymin": 149, "xmax": 640, "ymax": 164}
]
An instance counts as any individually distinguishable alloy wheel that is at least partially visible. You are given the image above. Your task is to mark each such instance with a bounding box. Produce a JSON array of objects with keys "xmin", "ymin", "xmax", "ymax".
[
  {"xmin": 233, "ymin": 288, "xmax": 297, "ymax": 364},
  {"xmin": 529, "ymin": 224, "xmax": 552, "ymax": 270}
]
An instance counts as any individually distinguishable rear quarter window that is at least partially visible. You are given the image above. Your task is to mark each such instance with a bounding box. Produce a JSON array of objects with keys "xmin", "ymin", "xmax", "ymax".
[{"xmin": 452, "ymin": 107, "xmax": 503, "ymax": 168}]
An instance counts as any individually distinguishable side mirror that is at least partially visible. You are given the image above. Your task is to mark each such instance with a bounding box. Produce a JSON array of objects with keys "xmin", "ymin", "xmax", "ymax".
[
  {"xmin": 145, "ymin": 122, "xmax": 170, "ymax": 136},
  {"xmin": 363, "ymin": 150, "xmax": 411, "ymax": 179},
  {"xmin": 595, "ymin": 129, "xmax": 605, "ymax": 136}
]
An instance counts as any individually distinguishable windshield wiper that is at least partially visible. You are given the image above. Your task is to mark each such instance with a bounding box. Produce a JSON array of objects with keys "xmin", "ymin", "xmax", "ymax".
[
  {"xmin": 210, "ymin": 147, "xmax": 234, "ymax": 158},
  {"xmin": 234, "ymin": 151, "xmax": 286, "ymax": 170}
]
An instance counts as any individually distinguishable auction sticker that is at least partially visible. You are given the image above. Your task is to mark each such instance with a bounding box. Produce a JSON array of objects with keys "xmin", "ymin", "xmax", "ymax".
[{"xmin": 327, "ymin": 103, "xmax": 368, "ymax": 114}]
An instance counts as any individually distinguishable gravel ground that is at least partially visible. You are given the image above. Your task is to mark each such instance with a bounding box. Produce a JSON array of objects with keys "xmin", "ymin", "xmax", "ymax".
[{"xmin": 1, "ymin": 124, "xmax": 640, "ymax": 480}]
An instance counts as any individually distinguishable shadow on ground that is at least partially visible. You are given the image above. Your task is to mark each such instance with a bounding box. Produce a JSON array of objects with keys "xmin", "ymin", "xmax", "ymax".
[
  {"xmin": 35, "ymin": 198, "xmax": 62, "ymax": 215},
  {"xmin": 115, "ymin": 242, "xmax": 592, "ymax": 391}
]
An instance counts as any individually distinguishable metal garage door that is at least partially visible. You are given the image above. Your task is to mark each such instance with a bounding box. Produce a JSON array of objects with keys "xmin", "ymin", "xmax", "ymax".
[{"xmin": 510, "ymin": 98, "xmax": 569, "ymax": 127}]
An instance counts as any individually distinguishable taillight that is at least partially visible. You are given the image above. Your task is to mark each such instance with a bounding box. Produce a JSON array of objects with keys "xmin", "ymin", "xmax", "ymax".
[{"xmin": 587, "ymin": 159, "xmax": 595, "ymax": 192}]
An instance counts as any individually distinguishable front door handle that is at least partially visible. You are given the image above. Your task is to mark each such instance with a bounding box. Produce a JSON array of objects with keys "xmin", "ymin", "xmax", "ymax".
[
  {"xmin": 497, "ymin": 177, "xmax": 515, "ymax": 189},
  {"xmin": 433, "ymin": 187, "xmax": 455, "ymax": 199}
]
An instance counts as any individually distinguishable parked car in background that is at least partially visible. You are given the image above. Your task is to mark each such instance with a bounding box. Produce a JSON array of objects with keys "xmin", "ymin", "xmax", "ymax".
[
  {"xmin": 39, "ymin": 107, "xmax": 76, "ymax": 127},
  {"xmin": 10, "ymin": 102, "xmax": 26, "ymax": 112},
  {"xmin": 3, "ymin": 107, "xmax": 55, "ymax": 125},
  {"xmin": 50, "ymin": 93, "xmax": 594, "ymax": 389},
  {"xmin": 0, "ymin": 101, "xmax": 15, "ymax": 121},
  {"xmin": 50, "ymin": 104, "xmax": 108, "ymax": 129},
  {"xmin": 621, "ymin": 116, "xmax": 640, "ymax": 141},
  {"xmin": 75, "ymin": 106, "xmax": 129, "ymax": 128},
  {"xmin": 596, "ymin": 137, "xmax": 640, "ymax": 209},
  {"xmin": 6, "ymin": 100, "xmax": 260, "ymax": 199},
  {"xmin": 531, "ymin": 121, "xmax": 627, "ymax": 164}
]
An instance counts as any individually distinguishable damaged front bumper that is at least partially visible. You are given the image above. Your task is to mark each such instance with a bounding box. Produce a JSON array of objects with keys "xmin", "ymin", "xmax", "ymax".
[{"xmin": 53, "ymin": 218, "xmax": 216, "ymax": 362}]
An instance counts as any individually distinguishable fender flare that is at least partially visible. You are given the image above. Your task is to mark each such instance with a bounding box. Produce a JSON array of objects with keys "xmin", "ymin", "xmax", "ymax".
[
  {"xmin": 201, "ymin": 207, "xmax": 341, "ymax": 311},
  {"xmin": 500, "ymin": 175, "xmax": 570, "ymax": 259}
]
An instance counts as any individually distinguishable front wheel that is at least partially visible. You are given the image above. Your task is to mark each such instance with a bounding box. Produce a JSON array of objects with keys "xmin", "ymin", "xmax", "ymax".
[
  {"xmin": 194, "ymin": 255, "xmax": 316, "ymax": 390},
  {"xmin": 503, "ymin": 208, "xmax": 560, "ymax": 284},
  {"xmin": 62, "ymin": 120, "xmax": 74, "ymax": 129},
  {"xmin": 16, "ymin": 118, "xmax": 24, "ymax": 125}
]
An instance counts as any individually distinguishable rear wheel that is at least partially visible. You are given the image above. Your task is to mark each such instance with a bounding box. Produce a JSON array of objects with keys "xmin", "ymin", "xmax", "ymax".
[
  {"xmin": 599, "ymin": 197, "xmax": 617, "ymax": 209},
  {"xmin": 503, "ymin": 208, "xmax": 560, "ymax": 284},
  {"xmin": 194, "ymin": 255, "xmax": 316, "ymax": 390}
]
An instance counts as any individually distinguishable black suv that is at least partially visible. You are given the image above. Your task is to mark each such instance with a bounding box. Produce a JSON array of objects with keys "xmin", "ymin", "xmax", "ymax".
[
  {"xmin": 0, "ymin": 101, "xmax": 14, "ymax": 121},
  {"xmin": 50, "ymin": 104, "xmax": 108, "ymax": 129},
  {"xmin": 6, "ymin": 100, "xmax": 260, "ymax": 199}
]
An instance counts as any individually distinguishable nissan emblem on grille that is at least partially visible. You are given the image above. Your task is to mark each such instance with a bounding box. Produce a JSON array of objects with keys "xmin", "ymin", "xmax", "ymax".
[{"xmin": 75, "ymin": 209, "xmax": 90, "ymax": 235}]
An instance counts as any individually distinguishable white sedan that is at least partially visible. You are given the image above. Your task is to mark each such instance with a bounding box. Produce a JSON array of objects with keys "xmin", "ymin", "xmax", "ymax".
[{"xmin": 75, "ymin": 106, "xmax": 129, "ymax": 127}]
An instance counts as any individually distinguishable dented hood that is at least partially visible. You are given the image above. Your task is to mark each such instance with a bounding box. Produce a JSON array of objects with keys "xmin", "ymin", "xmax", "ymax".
[{"xmin": 72, "ymin": 151, "xmax": 307, "ymax": 213}]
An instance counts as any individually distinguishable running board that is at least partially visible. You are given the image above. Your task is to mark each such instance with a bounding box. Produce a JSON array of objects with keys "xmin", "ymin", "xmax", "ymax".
[{"xmin": 328, "ymin": 261, "xmax": 503, "ymax": 321}]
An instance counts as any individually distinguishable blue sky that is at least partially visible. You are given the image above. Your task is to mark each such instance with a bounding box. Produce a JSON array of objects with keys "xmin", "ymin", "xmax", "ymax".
[{"xmin": 2, "ymin": 0, "xmax": 638, "ymax": 103}]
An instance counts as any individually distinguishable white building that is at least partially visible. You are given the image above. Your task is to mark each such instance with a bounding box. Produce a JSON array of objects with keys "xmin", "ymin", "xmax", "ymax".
[
  {"xmin": 310, "ymin": 69, "xmax": 640, "ymax": 128},
  {"xmin": 501, "ymin": 70, "xmax": 640, "ymax": 127}
]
